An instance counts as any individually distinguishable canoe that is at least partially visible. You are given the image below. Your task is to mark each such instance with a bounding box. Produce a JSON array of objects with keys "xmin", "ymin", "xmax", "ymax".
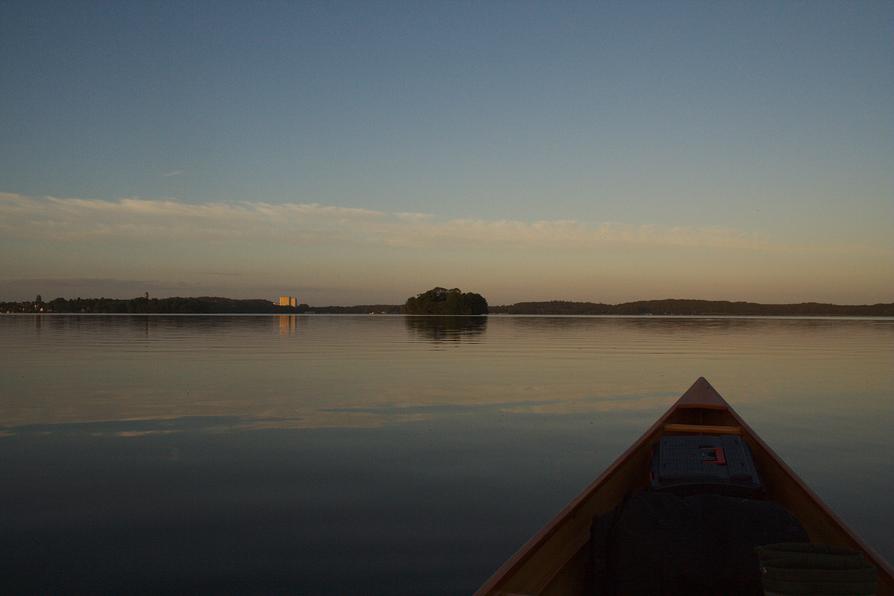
[{"xmin": 476, "ymin": 377, "xmax": 894, "ymax": 595}]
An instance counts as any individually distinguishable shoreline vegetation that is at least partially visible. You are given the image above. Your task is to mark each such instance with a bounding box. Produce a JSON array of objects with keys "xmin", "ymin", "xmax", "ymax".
[
  {"xmin": 489, "ymin": 299, "xmax": 894, "ymax": 317},
  {"xmin": 2, "ymin": 292, "xmax": 893, "ymax": 316}
]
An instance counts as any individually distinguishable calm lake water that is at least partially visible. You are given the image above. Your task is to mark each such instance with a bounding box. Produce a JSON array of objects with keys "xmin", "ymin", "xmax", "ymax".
[{"xmin": 1, "ymin": 314, "xmax": 892, "ymax": 594}]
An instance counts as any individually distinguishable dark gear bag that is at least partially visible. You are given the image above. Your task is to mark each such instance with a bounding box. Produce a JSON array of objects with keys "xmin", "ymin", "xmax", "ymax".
[{"xmin": 590, "ymin": 490, "xmax": 808, "ymax": 595}]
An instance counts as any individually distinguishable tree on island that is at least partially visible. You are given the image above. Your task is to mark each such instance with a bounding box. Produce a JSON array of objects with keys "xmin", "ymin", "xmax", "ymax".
[{"xmin": 404, "ymin": 287, "xmax": 488, "ymax": 315}]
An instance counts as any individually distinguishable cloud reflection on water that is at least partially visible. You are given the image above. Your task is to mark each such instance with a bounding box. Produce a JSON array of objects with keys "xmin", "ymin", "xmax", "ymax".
[{"xmin": 1, "ymin": 314, "xmax": 892, "ymax": 433}]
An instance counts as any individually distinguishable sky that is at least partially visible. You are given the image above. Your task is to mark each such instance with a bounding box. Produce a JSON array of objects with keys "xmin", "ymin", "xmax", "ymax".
[{"xmin": 1, "ymin": 1, "xmax": 892, "ymax": 305}]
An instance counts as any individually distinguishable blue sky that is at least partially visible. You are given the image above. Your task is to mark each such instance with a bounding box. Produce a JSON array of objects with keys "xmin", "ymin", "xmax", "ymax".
[{"xmin": 1, "ymin": 1, "xmax": 892, "ymax": 304}]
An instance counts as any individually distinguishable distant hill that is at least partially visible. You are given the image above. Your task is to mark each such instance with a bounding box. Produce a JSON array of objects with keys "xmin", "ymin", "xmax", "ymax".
[
  {"xmin": 3, "ymin": 296, "xmax": 892, "ymax": 316},
  {"xmin": 489, "ymin": 299, "xmax": 894, "ymax": 317}
]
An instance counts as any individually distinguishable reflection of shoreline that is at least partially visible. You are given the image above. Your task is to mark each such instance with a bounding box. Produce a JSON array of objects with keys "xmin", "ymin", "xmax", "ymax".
[{"xmin": 404, "ymin": 316, "xmax": 487, "ymax": 342}]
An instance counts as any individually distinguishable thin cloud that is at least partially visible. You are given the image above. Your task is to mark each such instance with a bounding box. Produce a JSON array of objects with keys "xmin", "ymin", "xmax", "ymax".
[
  {"xmin": 0, "ymin": 192, "xmax": 760, "ymax": 250},
  {"xmin": 395, "ymin": 212, "xmax": 434, "ymax": 222},
  {"xmin": 0, "ymin": 191, "xmax": 884, "ymax": 257},
  {"xmin": 161, "ymin": 170, "xmax": 183, "ymax": 177}
]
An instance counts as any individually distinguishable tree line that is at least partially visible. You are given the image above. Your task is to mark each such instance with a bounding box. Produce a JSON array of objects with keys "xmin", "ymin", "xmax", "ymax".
[
  {"xmin": 4, "ymin": 294, "xmax": 891, "ymax": 316},
  {"xmin": 0, "ymin": 296, "xmax": 304, "ymax": 314},
  {"xmin": 488, "ymin": 299, "xmax": 894, "ymax": 317}
]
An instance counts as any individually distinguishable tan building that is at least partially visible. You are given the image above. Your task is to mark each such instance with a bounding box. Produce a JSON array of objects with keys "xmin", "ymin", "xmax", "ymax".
[{"xmin": 278, "ymin": 295, "xmax": 298, "ymax": 307}]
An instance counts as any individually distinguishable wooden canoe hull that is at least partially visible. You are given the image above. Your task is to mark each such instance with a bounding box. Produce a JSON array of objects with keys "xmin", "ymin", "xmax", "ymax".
[{"xmin": 476, "ymin": 377, "xmax": 894, "ymax": 595}]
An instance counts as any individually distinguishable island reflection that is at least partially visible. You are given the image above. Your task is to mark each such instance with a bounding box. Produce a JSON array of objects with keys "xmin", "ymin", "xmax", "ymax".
[{"xmin": 404, "ymin": 315, "xmax": 487, "ymax": 343}]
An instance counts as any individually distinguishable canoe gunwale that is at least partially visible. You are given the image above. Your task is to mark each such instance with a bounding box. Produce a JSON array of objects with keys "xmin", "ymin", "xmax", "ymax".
[
  {"xmin": 473, "ymin": 394, "xmax": 676, "ymax": 595},
  {"xmin": 475, "ymin": 377, "xmax": 894, "ymax": 595},
  {"xmin": 725, "ymin": 404, "xmax": 894, "ymax": 581}
]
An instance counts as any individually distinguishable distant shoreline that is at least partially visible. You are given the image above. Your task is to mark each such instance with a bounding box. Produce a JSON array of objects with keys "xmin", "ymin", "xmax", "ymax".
[
  {"xmin": 2, "ymin": 296, "xmax": 893, "ymax": 317},
  {"xmin": 3, "ymin": 313, "xmax": 894, "ymax": 321},
  {"xmin": 488, "ymin": 299, "xmax": 894, "ymax": 317}
]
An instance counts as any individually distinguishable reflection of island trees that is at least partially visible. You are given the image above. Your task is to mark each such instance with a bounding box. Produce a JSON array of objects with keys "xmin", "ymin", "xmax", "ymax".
[{"xmin": 405, "ymin": 316, "xmax": 487, "ymax": 343}]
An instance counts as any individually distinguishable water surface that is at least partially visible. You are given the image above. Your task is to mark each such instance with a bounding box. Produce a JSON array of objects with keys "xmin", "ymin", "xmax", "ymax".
[{"xmin": 1, "ymin": 315, "xmax": 892, "ymax": 593}]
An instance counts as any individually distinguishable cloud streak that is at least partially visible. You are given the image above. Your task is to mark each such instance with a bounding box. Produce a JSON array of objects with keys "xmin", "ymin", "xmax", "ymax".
[
  {"xmin": 1, "ymin": 192, "xmax": 785, "ymax": 252},
  {"xmin": 2, "ymin": 192, "xmax": 891, "ymax": 304}
]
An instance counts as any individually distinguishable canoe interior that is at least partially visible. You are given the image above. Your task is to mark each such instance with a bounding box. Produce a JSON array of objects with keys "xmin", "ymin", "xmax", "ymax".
[{"xmin": 477, "ymin": 378, "xmax": 894, "ymax": 596}]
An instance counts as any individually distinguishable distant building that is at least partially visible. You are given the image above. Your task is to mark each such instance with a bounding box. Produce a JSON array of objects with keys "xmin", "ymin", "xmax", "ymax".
[{"xmin": 277, "ymin": 295, "xmax": 298, "ymax": 308}]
